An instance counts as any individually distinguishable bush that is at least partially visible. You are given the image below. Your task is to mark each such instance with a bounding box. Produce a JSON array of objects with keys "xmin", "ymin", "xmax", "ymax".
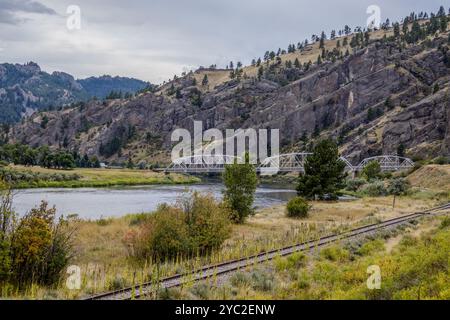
[
  {"xmin": 439, "ymin": 217, "xmax": 450, "ymax": 229},
  {"xmin": 0, "ymin": 191, "xmax": 75, "ymax": 289},
  {"xmin": 230, "ymin": 272, "xmax": 251, "ymax": 287},
  {"xmin": 0, "ymin": 167, "xmax": 80, "ymax": 186},
  {"xmin": 361, "ymin": 180, "xmax": 387, "ymax": 197},
  {"xmin": 361, "ymin": 161, "xmax": 381, "ymax": 181},
  {"xmin": 345, "ymin": 178, "xmax": 366, "ymax": 192},
  {"xmin": 387, "ymin": 178, "xmax": 410, "ymax": 196},
  {"xmin": 250, "ymin": 270, "xmax": 274, "ymax": 291},
  {"xmin": 286, "ymin": 197, "xmax": 310, "ymax": 218},
  {"xmin": 357, "ymin": 239, "xmax": 385, "ymax": 256},
  {"xmin": 320, "ymin": 246, "xmax": 350, "ymax": 262},
  {"xmin": 128, "ymin": 192, "xmax": 231, "ymax": 260},
  {"xmin": 432, "ymin": 156, "xmax": 449, "ymax": 165}
]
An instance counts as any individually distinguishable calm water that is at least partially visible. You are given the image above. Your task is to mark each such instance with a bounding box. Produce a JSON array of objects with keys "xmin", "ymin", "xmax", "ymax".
[{"xmin": 12, "ymin": 184, "xmax": 296, "ymax": 219}]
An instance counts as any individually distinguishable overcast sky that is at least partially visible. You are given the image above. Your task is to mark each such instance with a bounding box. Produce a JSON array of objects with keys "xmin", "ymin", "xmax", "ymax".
[{"xmin": 0, "ymin": 0, "xmax": 447, "ymax": 83}]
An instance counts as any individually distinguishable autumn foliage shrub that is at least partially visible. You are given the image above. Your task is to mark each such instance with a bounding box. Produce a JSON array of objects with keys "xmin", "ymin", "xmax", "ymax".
[
  {"xmin": 126, "ymin": 192, "xmax": 231, "ymax": 261},
  {"xmin": 1, "ymin": 188, "xmax": 74, "ymax": 288}
]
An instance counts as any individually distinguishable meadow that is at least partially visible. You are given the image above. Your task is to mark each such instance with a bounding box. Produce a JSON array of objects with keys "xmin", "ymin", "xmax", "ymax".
[
  {"xmin": 0, "ymin": 165, "xmax": 448, "ymax": 300},
  {"xmin": 2, "ymin": 192, "xmax": 441, "ymax": 299}
]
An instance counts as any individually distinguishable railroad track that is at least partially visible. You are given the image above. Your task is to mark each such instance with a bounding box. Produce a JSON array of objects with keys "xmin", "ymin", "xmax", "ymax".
[{"xmin": 85, "ymin": 202, "xmax": 450, "ymax": 300}]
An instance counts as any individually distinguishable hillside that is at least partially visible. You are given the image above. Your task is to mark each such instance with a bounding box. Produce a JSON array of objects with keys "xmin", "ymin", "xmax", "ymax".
[
  {"xmin": 77, "ymin": 75, "xmax": 150, "ymax": 99},
  {"xmin": 0, "ymin": 62, "xmax": 150, "ymax": 124},
  {"xmin": 8, "ymin": 14, "xmax": 450, "ymax": 166},
  {"xmin": 408, "ymin": 165, "xmax": 450, "ymax": 191}
]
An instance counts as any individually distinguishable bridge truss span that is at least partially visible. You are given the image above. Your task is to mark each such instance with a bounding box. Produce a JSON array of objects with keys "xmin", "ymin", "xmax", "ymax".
[
  {"xmin": 166, "ymin": 155, "xmax": 243, "ymax": 173},
  {"xmin": 163, "ymin": 154, "xmax": 414, "ymax": 174},
  {"xmin": 356, "ymin": 155, "xmax": 414, "ymax": 172}
]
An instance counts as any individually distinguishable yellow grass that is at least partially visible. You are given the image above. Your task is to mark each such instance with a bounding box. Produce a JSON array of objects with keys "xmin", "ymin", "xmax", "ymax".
[
  {"xmin": 408, "ymin": 165, "xmax": 450, "ymax": 192},
  {"xmin": 168, "ymin": 27, "xmax": 396, "ymax": 93},
  {"xmin": 0, "ymin": 192, "xmax": 439, "ymax": 299}
]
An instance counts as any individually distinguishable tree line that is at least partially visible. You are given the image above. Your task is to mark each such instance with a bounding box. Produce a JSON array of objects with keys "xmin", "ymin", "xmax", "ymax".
[{"xmin": 0, "ymin": 144, "xmax": 100, "ymax": 170}]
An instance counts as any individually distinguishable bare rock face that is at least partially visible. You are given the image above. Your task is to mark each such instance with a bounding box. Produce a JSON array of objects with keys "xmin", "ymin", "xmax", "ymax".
[{"xmin": 10, "ymin": 35, "xmax": 450, "ymax": 164}]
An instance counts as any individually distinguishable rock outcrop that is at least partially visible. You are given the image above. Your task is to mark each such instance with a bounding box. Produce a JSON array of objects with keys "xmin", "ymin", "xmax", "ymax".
[{"xmin": 10, "ymin": 33, "xmax": 450, "ymax": 165}]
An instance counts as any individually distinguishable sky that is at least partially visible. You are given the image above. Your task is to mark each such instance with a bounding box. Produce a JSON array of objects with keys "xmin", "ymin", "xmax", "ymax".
[{"xmin": 0, "ymin": 0, "xmax": 448, "ymax": 84}]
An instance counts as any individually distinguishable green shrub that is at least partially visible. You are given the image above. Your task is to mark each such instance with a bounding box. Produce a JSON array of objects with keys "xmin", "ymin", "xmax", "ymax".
[
  {"xmin": 286, "ymin": 197, "xmax": 310, "ymax": 218},
  {"xmin": 0, "ymin": 167, "xmax": 80, "ymax": 186},
  {"xmin": 190, "ymin": 283, "xmax": 211, "ymax": 299},
  {"xmin": 107, "ymin": 275, "xmax": 129, "ymax": 291},
  {"xmin": 250, "ymin": 270, "xmax": 274, "ymax": 291},
  {"xmin": 129, "ymin": 192, "xmax": 231, "ymax": 260},
  {"xmin": 361, "ymin": 161, "xmax": 381, "ymax": 181},
  {"xmin": 433, "ymin": 156, "xmax": 449, "ymax": 165},
  {"xmin": 320, "ymin": 246, "xmax": 350, "ymax": 262},
  {"xmin": 230, "ymin": 272, "xmax": 251, "ymax": 287},
  {"xmin": 345, "ymin": 178, "xmax": 366, "ymax": 192},
  {"xmin": 157, "ymin": 287, "xmax": 183, "ymax": 300},
  {"xmin": 275, "ymin": 252, "xmax": 308, "ymax": 271},
  {"xmin": 387, "ymin": 178, "xmax": 411, "ymax": 196},
  {"xmin": 96, "ymin": 217, "xmax": 113, "ymax": 226},
  {"xmin": 361, "ymin": 180, "xmax": 387, "ymax": 197},
  {"xmin": 357, "ymin": 239, "xmax": 385, "ymax": 256},
  {"xmin": 439, "ymin": 217, "xmax": 450, "ymax": 229},
  {"xmin": 126, "ymin": 213, "xmax": 152, "ymax": 226}
]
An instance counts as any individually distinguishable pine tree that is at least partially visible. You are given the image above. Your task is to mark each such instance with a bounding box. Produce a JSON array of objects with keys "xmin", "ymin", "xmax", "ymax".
[
  {"xmin": 317, "ymin": 55, "xmax": 322, "ymax": 65},
  {"xmin": 294, "ymin": 58, "xmax": 301, "ymax": 68},
  {"xmin": 440, "ymin": 15, "xmax": 448, "ymax": 32},
  {"xmin": 257, "ymin": 66, "xmax": 264, "ymax": 80},
  {"xmin": 319, "ymin": 31, "xmax": 326, "ymax": 49},
  {"xmin": 202, "ymin": 74, "xmax": 209, "ymax": 86},
  {"xmin": 393, "ymin": 23, "xmax": 400, "ymax": 38},
  {"xmin": 296, "ymin": 139, "xmax": 347, "ymax": 200},
  {"xmin": 330, "ymin": 30, "xmax": 336, "ymax": 40}
]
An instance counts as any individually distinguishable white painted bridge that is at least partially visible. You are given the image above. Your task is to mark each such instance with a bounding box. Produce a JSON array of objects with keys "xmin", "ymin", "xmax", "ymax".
[{"xmin": 164, "ymin": 154, "xmax": 414, "ymax": 174}]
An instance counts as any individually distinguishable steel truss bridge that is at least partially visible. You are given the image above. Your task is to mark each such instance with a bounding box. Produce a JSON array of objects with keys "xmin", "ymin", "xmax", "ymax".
[{"xmin": 164, "ymin": 154, "xmax": 414, "ymax": 174}]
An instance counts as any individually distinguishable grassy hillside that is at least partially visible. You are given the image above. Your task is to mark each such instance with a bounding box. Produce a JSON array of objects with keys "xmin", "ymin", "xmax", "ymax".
[
  {"xmin": 408, "ymin": 165, "xmax": 450, "ymax": 191},
  {"xmin": 161, "ymin": 19, "xmax": 442, "ymax": 94}
]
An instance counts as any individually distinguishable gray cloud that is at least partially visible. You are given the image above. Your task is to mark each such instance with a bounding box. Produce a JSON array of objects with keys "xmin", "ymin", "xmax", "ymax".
[
  {"xmin": 0, "ymin": 0, "xmax": 56, "ymax": 24},
  {"xmin": 0, "ymin": 0, "xmax": 447, "ymax": 82}
]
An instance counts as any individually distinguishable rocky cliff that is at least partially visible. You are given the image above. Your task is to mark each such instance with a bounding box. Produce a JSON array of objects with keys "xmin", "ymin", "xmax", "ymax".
[
  {"xmin": 9, "ymin": 30, "xmax": 450, "ymax": 166},
  {"xmin": 0, "ymin": 62, "xmax": 149, "ymax": 124}
]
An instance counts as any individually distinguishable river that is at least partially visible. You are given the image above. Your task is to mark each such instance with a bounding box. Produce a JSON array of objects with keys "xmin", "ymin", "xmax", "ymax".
[{"xmin": 12, "ymin": 184, "xmax": 296, "ymax": 219}]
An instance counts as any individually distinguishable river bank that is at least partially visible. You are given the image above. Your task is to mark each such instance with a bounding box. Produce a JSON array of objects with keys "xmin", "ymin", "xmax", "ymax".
[{"xmin": 1, "ymin": 165, "xmax": 200, "ymax": 189}]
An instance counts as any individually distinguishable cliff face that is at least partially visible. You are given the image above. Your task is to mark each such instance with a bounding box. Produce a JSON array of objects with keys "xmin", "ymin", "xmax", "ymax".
[
  {"xmin": 0, "ymin": 62, "xmax": 150, "ymax": 124},
  {"xmin": 0, "ymin": 62, "xmax": 87, "ymax": 123},
  {"xmin": 10, "ymin": 34, "xmax": 450, "ymax": 166}
]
